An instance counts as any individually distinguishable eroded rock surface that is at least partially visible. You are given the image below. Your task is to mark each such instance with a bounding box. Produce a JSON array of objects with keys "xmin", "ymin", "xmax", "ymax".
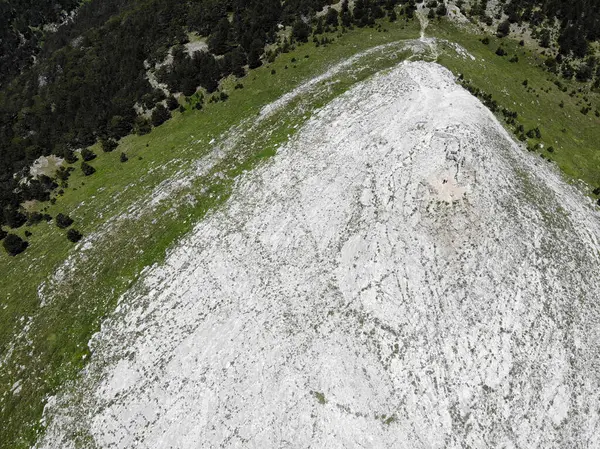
[{"xmin": 38, "ymin": 61, "xmax": 600, "ymax": 448}]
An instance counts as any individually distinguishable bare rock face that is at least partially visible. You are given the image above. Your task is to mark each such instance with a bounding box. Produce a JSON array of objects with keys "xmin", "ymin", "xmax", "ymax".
[{"xmin": 38, "ymin": 61, "xmax": 600, "ymax": 448}]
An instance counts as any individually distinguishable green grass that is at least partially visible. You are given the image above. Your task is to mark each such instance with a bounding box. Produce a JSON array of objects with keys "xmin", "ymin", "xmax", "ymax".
[
  {"xmin": 0, "ymin": 18, "xmax": 419, "ymax": 449},
  {"xmin": 429, "ymin": 19, "xmax": 600, "ymax": 188}
]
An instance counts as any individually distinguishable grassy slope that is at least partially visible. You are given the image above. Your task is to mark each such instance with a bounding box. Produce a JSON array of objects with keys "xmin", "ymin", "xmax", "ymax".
[
  {"xmin": 0, "ymin": 19, "xmax": 419, "ymax": 449},
  {"xmin": 429, "ymin": 19, "xmax": 600, "ymax": 188}
]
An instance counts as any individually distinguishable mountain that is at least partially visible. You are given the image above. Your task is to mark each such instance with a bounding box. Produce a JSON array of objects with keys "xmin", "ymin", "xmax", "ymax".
[
  {"xmin": 37, "ymin": 60, "xmax": 600, "ymax": 448},
  {"xmin": 1, "ymin": 1, "xmax": 600, "ymax": 448}
]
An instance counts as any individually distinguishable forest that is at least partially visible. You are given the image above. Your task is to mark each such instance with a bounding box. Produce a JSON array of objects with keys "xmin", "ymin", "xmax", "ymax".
[{"xmin": 503, "ymin": 0, "xmax": 600, "ymax": 57}]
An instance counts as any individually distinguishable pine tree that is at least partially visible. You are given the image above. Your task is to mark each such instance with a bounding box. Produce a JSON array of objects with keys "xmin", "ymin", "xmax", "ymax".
[
  {"xmin": 166, "ymin": 96, "xmax": 179, "ymax": 111},
  {"xmin": 292, "ymin": 20, "xmax": 311, "ymax": 43},
  {"xmin": 151, "ymin": 104, "xmax": 171, "ymax": 127},
  {"xmin": 3, "ymin": 233, "xmax": 28, "ymax": 256},
  {"xmin": 325, "ymin": 8, "xmax": 339, "ymax": 27},
  {"xmin": 230, "ymin": 47, "xmax": 247, "ymax": 78},
  {"xmin": 55, "ymin": 213, "xmax": 74, "ymax": 229},
  {"xmin": 66, "ymin": 228, "xmax": 83, "ymax": 243},
  {"xmin": 81, "ymin": 161, "xmax": 96, "ymax": 176},
  {"xmin": 99, "ymin": 138, "xmax": 118, "ymax": 153},
  {"xmin": 341, "ymin": 0, "xmax": 352, "ymax": 27},
  {"xmin": 248, "ymin": 39, "xmax": 264, "ymax": 69},
  {"xmin": 81, "ymin": 148, "xmax": 96, "ymax": 161},
  {"xmin": 208, "ymin": 18, "xmax": 232, "ymax": 55},
  {"xmin": 3, "ymin": 207, "xmax": 27, "ymax": 229}
]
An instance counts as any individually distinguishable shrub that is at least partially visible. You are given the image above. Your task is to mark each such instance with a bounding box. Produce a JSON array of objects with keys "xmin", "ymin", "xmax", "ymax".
[
  {"xmin": 481, "ymin": 36, "xmax": 490, "ymax": 45},
  {"xmin": 120, "ymin": 152, "xmax": 128, "ymax": 163},
  {"xmin": 81, "ymin": 161, "xmax": 96, "ymax": 176},
  {"xmin": 66, "ymin": 229, "xmax": 83, "ymax": 243},
  {"xmin": 219, "ymin": 91, "xmax": 229, "ymax": 101},
  {"xmin": 495, "ymin": 47, "xmax": 507, "ymax": 56},
  {"xmin": 81, "ymin": 148, "xmax": 96, "ymax": 161},
  {"xmin": 3, "ymin": 234, "xmax": 28, "ymax": 256},
  {"xmin": 55, "ymin": 213, "xmax": 74, "ymax": 229},
  {"xmin": 100, "ymin": 138, "xmax": 118, "ymax": 153},
  {"xmin": 0, "ymin": 229, "xmax": 6, "ymax": 240}
]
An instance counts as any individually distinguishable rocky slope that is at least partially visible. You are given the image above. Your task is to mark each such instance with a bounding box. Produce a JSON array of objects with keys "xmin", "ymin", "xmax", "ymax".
[{"xmin": 37, "ymin": 60, "xmax": 600, "ymax": 448}]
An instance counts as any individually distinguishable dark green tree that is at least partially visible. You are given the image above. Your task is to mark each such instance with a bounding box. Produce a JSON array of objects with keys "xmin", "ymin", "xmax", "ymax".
[
  {"xmin": 341, "ymin": 0, "xmax": 353, "ymax": 27},
  {"xmin": 55, "ymin": 213, "xmax": 74, "ymax": 229},
  {"xmin": 81, "ymin": 161, "xmax": 96, "ymax": 176},
  {"xmin": 99, "ymin": 138, "xmax": 118, "ymax": 153},
  {"xmin": 66, "ymin": 228, "xmax": 83, "ymax": 242},
  {"xmin": 166, "ymin": 96, "xmax": 179, "ymax": 110},
  {"xmin": 248, "ymin": 39, "xmax": 264, "ymax": 69},
  {"xmin": 230, "ymin": 47, "xmax": 247, "ymax": 78},
  {"xmin": 181, "ymin": 77, "xmax": 197, "ymax": 96},
  {"xmin": 292, "ymin": 20, "xmax": 311, "ymax": 43},
  {"xmin": 81, "ymin": 148, "xmax": 96, "ymax": 161},
  {"xmin": 3, "ymin": 207, "xmax": 27, "ymax": 229},
  {"xmin": 497, "ymin": 20, "xmax": 510, "ymax": 38},
  {"xmin": 208, "ymin": 18, "xmax": 232, "ymax": 55},
  {"xmin": 151, "ymin": 104, "xmax": 171, "ymax": 127},
  {"xmin": 325, "ymin": 8, "xmax": 339, "ymax": 27},
  {"xmin": 3, "ymin": 233, "xmax": 28, "ymax": 256}
]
